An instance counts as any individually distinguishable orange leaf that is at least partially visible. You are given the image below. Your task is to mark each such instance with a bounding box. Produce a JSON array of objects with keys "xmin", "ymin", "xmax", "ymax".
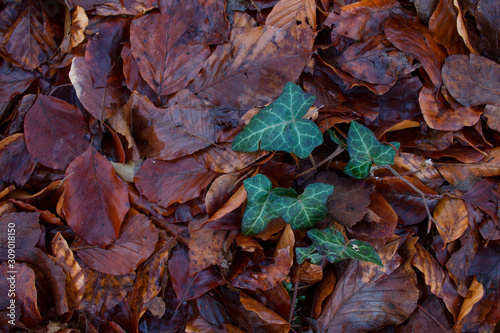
[
  {"xmin": 61, "ymin": 146, "xmax": 130, "ymax": 246},
  {"xmin": 456, "ymin": 277, "xmax": 484, "ymax": 326}
]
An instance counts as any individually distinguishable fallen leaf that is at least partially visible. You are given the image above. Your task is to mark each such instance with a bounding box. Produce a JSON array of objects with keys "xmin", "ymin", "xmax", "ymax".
[
  {"xmin": 189, "ymin": 226, "xmax": 228, "ymax": 276},
  {"xmin": 239, "ymin": 292, "xmax": 291, "ymax": 332},
  {"xmin": 129, "ymin": 90, "xmax": 215, "ymax": 160},
  {"xmin": 0, "ymin": 133, "xmax": 36, "ymax": 187},
  {"xmin": 442, "ymin": 54, "xmax": 500, "ymax": 107},
  {"xmin": 189, "ymin": 12, "xmax": 312, "ymax": 110},
  {"xmin": 0, "ymin": 212, "xmax": 41, "ymax": 261},
  {"xmin": 60, "ymin": 6, "xmax": 88, "ymax": 53},
  {"xmin": 195, "ymin": 144, "xmax": 267, "ymax": 174},
  {"xmin": 24, "ymin": 94, "xmax": 90, "ymax": 170},
  {"xmin": 0, "ymin": 58, "xmax": 39, "ymax": 102},
  {"xmin": 401, "ymin": 295, "xmax": 452, "ymax": 332},
  {"xmin": 71, "ymin": 0, "xmax": 158, "ymax": 16},
  {"xmin": 429, "ymin": 0, "xmax": 468, "ymax": 55},
  {"xmin": 60, "ymin": 145, "xmax": 130, "ymax": 246},
  {"xmin": 433, "ymin": 196, "xmax": 469, "ymax": 246},
  {"xmin": 134, "ymin": 157, "xmax": 217, "ymax": 209},
  {"xmin": 476, "ymin": 0, "xmax": 500, "ymax": 61},
  {"xmin": 456, "ymin": 277, "xmax": 484, "ymax": 325},
  {"xmin": 72, "ymin": 209, "xmax": 158, "ymax": 275},
  {"xmin": 316, "ymin": 237, "xmax": 419, "ymax": 332},
  {"xmin": 484, "ymin": 104, "xmax": 500, "ymax": 131}
]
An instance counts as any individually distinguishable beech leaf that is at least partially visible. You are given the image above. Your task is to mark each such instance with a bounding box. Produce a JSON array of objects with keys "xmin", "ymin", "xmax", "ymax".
[
  {"xmin": 344, "ymin": 121, "xmax": 400, "ymax": 178},
  {"xmin": 232, "ymin": 82, "xmax": 322, "ymax": 159},
  {"xmin": 296, "ymin": 227, "xmax": 383, "ymax": 266}
]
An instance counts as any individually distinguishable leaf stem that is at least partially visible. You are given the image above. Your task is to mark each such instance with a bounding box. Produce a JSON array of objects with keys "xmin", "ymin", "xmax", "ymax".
[
  {"xmin": 288, "ymin": 265, "xmax": 300, "ymax": 323},
  {"xmin": 372, "ymin": 164, "xmax": 442, "ymax": 233},
  {"xmin": 296, "ymin": 146, "xmax": 344, "ymax": 178}
]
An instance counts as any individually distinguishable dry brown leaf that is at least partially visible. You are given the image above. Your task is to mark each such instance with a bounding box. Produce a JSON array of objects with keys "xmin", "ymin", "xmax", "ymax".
[
  {"xmin": 456, "ymin": 277, "xmax": 484, "ymax": 326},
  {"xmin": 433, "ymin": 196, "xmax": 469, "ymax": 246},
  {"xmin": 429, "ymin": 0, "xmax": 467, "ymax": 55},
  {"xmin": 60, "ymin": 6, "xmax": 88, "ymax": 53},
  {"xmin": 239, "ymin": 292, "xmax": 291, "ymax": 332}
]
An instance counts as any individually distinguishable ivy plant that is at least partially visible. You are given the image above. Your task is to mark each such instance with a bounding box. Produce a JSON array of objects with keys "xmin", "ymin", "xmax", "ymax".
[
  {"xmin": 231, "ymin": 81, "xmax": 323, "ymax": 158},
  {"xmin": 344, "ymin": 121, "xmax": 400, "ymax": 179},
  {"xmin": 233, "ymin": 82, "xmax": 385, "ymax": 266}
]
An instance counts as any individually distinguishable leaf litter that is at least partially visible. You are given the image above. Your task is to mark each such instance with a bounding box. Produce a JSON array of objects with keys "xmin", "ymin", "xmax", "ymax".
[{"xmin": 0, "ymin": 0, "xmax": 499, "ymax": 331}]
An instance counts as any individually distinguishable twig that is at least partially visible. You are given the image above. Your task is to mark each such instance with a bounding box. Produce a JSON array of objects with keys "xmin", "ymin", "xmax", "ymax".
[
  {"xmin": 296, "ymin": 146, "xmax": 344, "ymax": 178},
  {"xmin": 372, "ymin": 164, "xmax": 442, "ymax": 233},
  {"xmin": 308, "ymin": 154, "xmax": 316, "ymax": 167},
  {"xmin": 288, "ymin": 266, "xmax": 300, "ymax": 323}
]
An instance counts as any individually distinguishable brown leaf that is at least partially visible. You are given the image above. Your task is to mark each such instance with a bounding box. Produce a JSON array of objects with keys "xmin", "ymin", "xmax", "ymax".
[
  {"xmin": 368, "ymin": 176, "xmax": 439, "ymax": 225},
  {"xmin": 476, "ymin": 0, "xmax": 500, "ymax": 61},
  {"xmin": 0, "ymin": 133, "xmax": 36, "ymax": 186},
  {"xmin": 393, "ymin": 152, "xmax": 443, "ymax": 187},
  {"xmin": 69, "ymin": 56, "xmax": 126, "ymax": 121},
  {"xmin": 0, "ymin": 59, "xmax": 39, "ymax": 102},
  {"xmin": 324, "ymin": 0, "xmax": 402, "ymax": 41},
  {"xmin": 1, "ymin": 0, "xmax": 58, "ymax": 70},
  {"xmin": 189, "ymin": 12, "xmax": 311, "ymax": 110},
  {"xmin": 134, "ymin": 157, "xmax": 217, "ymax": 208},
  {"xmin": 384, "ymin": 17, "xmax": 446, "ymax": 87},
  {"xmin": 60, "ymin": 6, "xmax": 88, "ymax": 53},
  {"xmin": 316, "ymin": 171, "xmax": 374, "ymax": 228},
  {"xmin": 316, "ymin": 237, "xmax": 419, "ymax": 332},
  {"xmin": 337, "ymin": 35, "xmax": 411, "ymax": 87},
  {"xmin": 73, "ymin": 209, "xmax": 158, "ymax": 275},
  {"xmin": 433, "ymin": 196, "xmax": 469, "ymax": 246},
  {"xmin": 51, "ymin": 232, "xmax": 85, "ymax": 309},
  {"xmin": 24, "ymin": 94, "xmax": 90, "ymax": 170},
  {"xmin": 419, "ymin": 85, "xmax": 483, "ymax": 131},
  {"xmin": 188, "ymin": 226, "xmax": 228, "ymax": 276},
  {"xmin": 71, "ymin": 0, "xmax": 158, "ymax": 16},
  {"xmin": 231, "ymin": 247, "xmax": 292, "ymax": 291},
  {"xmin": 0, "ymin": 211, "xmax": 41, "ymax": 262},
  {"xmin": 456, "ymin": 277, "xmax": 484, "ymax": 327},
  {"xmin": 129, "ymin": 90, "xmax": 215, "ymax": 160},
  {"xmin": 195, "ymin": 144, "xmax": 268, "ymax": 173},
  {"xmin": 484, "ymin": 104, "xmax": 500, "ymax": 131},
  {"xmin": 129, "ymin": 0, "xmax": 227, "ymax": 96},
  {"xmin": 60, "ymin": 145, "xmax": 130, "ymax": 246},
  {"xmin": 442, "ymin": 54, "xmax": 500, "ymax": 107},
  {"xmin": 0, "ymin": 262, "xmax": 42, "ymax": 326},
  {"xmin": 77, "ymin": 259, "xmax": 135, "ymax": 316},
  {"xmin": 461, "ymin": 178, "xmax": 500, "ymax": 223},
  {"xmin": 299, "ymin": 261, "xmax": 323, "ymax": 284},
  {"xmin": 401, "ymin": 295, "xmax": 452, "ymax": 332},
  {"xmin": 239, "ymin": 292, "xmax": 291, "ymax": 332},
  {"xmin": 429, "ymin": 0, "xmax": 468, "ymax": 55},
  {"xmin": 168, "ymin": 245, "xmax": 223, "ymax": 301}
]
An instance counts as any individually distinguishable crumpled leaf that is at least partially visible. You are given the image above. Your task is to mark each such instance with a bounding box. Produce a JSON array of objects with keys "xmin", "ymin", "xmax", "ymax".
[
  {"xmin": 344, "ymin": 121, "xmax": 400, "ymax": 179},
  {"xmin": 60, "ymin": 145, "xmax": 130, "ymax": 246},
  {"xmin": 232, "ymin": 81, "xmax": 322, "ymax": 159},
  {"xmin": 72, "ymin": 209, "xmax": 158, "ymax": 275},
  {"xmin": 442, "ymin": 54, "xmax": 500, "ymax": 107},
  {"xmin": 274, "ymin": 182, "xmax": 333, "ymax": 230},
  {"xmin": 241, "ymin": 174, "xmax": 295, "ymax": 235},
  {"xmin": 231, "ymin": 247, "xmax": 292, "ymax": 291},
  {"xmin": 296, "ymin": 227, "xmax": 383, "ymax": 266},
  {"xmin": 24, "ymin": 94, "xmax": 90, "ymax": 170}
]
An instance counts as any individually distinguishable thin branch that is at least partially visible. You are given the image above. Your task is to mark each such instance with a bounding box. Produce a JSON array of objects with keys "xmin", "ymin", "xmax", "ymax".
[
  {"xmin": 372, "ymin": 164, "xmax": 442, "ymax": 233},
  {"xmin": 288, "ymin": 266, "xmax": 300, "ymax": 323},
  {"xmin": 296, "ymin": 146, "xmax": 344, "ymax": 178}
]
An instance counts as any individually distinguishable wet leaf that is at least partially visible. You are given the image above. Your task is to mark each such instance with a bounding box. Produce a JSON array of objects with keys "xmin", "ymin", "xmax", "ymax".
[
  {"xmin": 60, "ymin": 145, "xmax": 130, "ymax": 246},
  {"xmin": 232, "ymin": 81, "xmax": 322, "ymax": 159},
  {"xmin": 24, "ymin": 94, "xmax": 90, "ymax": 170},
  {"xmin": 134, "ymin": 157, "xmax": 217, "ymax": 209},
  {"xmin": 442, "ymin": 54, "xmax": 500, "ymax": 107},
  {"xmin": 73, "ymin": 209, "xmax": 158, "ymax": 275},
  {"xmin": 344, "ymin": 121, "xmax": 400, "ymax": 178},
  {"xmin": 296, "ymin": 227, "xmax": 383, "ymax": 266}
]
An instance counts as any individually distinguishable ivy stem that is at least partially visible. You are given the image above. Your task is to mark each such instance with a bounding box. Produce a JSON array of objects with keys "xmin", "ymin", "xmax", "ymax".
[
  {"xmin": 372, "ymin": 164, "xmax": 442, "ymax": 233},
  {"xmin": 296, "ymin": 146, "xmax": 345, "ymax": 178}
]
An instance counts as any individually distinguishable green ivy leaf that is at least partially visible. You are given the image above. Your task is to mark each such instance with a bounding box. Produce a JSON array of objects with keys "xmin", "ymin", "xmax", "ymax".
[
  {"xmin": 297, "ymin": 227, "xmax": 383, "ymax": 266},
  {"xmin": 232, "ymin": 82, "xmax": 322, "ymax": 159},
  {"xmin": 275, "ymin": 183, "xmax": 334, "ymax": 230},
  {"xmin": 327, "ymin": 128, "xmax": 347, "ymax": 147},
  {"xmin": 241, "ymin": 174, "xmax": 295, "ymax": 235},
  {"xmin": 344, "ymin": 121, "xmax": 400, "ymax": 179}
]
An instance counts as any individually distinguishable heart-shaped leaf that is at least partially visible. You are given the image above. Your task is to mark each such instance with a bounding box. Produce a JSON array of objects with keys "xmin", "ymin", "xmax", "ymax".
[
  {"xmin": 232, "ymin": 82, "xmax": 322, "ymax": 158},
  {"xmin": 274, "ymin": 183, "xmax": 333, "ymax": 230},
  {"xmin": 344, "ymin": 121, "xmax": 400, "ymax": 178},
  {"xmin": 296, "ymin": 227, "xmax": 383, "ymax": 266}
]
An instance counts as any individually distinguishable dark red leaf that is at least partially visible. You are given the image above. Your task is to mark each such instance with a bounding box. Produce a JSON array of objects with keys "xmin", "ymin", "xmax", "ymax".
[{"xmin": 0, "ymin": 134, "xmax": 36, "ymax": 186}]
